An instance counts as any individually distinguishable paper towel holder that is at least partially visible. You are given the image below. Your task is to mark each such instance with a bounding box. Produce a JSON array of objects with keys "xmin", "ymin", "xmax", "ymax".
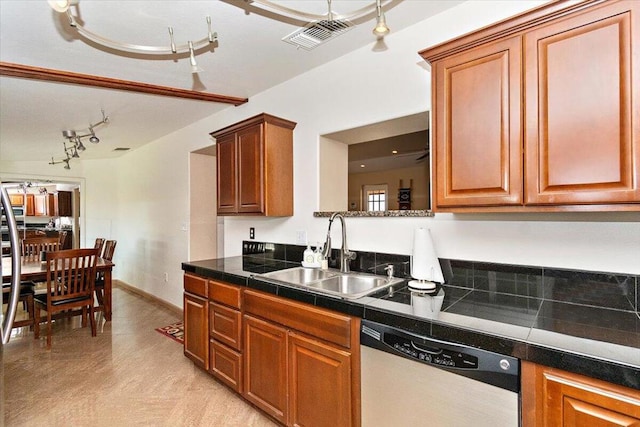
[{"xmin": 408, "ymin": 227, "xmax": 444, "ymax": 291}]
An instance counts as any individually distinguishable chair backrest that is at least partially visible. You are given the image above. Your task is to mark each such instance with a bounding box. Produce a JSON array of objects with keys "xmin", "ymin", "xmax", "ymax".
[
  {"xmin": 45, "ymin": 248, "xmax": 99, "ymax": 305},
  {"xmin": 58, "ymin": 230, "xmax": 68, "ymax": 246},
  {"xmin": 21, "ymin": 237, "xmax": 61, "ymax": 257},
  {"xmin": 94, "ymin": 238, "xmax": 106, "ymax": 256},
  {"xmin": 102, "ymin": 240, "xmax": 117, "ymax": 261}
]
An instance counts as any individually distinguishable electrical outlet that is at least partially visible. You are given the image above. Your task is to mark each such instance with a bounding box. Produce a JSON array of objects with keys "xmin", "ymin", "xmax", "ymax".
[
  {"xmin": 249, "ymin": 227, "xmax": 255, "ymax": 239},
  {"xmin": 296, "ymin": 230, "xmax": 307, "ymax": 245},
  {"xmin": 164, "ymin": 272, "xmax": 169, "ymax": 282}
]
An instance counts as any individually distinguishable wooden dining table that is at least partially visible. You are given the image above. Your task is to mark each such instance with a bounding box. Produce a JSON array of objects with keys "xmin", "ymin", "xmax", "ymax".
[{"xmin": 2, "ymin": 256, "xmax": 115, "ymax": 321}]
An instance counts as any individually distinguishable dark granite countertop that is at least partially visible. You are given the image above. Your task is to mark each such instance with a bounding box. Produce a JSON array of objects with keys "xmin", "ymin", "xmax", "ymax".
[{"xmin": 182, "ymin": 256, "xmax": 640, "ymax": 390}]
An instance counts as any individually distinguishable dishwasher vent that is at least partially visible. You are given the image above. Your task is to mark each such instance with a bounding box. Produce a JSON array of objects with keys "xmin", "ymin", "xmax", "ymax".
[{"xmin": 282, "ymin": 18, "xmax": 354, "ymax": 50}]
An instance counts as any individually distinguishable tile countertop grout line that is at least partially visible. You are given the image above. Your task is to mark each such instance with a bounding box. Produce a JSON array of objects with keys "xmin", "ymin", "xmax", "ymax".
[{"xmin": 182, "ymin": 257, "xmax": 640, "ymax": 391}]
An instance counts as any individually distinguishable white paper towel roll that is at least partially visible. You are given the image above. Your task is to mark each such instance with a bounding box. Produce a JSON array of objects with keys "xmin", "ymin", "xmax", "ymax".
[{"xmin": 410, "ymin": 228, "xmax": 444, "ymax": 286}]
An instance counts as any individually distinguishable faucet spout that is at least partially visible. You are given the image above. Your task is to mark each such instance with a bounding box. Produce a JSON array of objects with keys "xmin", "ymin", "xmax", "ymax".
[{"xmin": 322, "ymin": 213, "xmax": 356, "ymax": 273}]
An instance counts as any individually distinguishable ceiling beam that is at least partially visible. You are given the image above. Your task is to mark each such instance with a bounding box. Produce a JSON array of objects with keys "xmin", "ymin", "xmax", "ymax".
[{"xmin": 0, "ymin": 62, "xmax": 248, "ymax": 106}]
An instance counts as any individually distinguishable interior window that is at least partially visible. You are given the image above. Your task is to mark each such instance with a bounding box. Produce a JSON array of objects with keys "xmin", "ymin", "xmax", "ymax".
[{"xmin": 363, "ymin": 184, "xmax": 388, "ymax": 212}]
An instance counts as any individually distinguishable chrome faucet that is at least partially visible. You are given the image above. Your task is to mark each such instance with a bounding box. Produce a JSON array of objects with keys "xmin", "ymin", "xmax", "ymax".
[{"xmin": 321, "ymin": 212, "xmax": 356, "ymax": 273}]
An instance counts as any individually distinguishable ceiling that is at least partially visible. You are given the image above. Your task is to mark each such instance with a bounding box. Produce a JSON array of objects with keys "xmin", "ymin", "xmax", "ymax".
[{"xmin": 0, "ymin": 0, "xmax": 462, "ymax": 165}]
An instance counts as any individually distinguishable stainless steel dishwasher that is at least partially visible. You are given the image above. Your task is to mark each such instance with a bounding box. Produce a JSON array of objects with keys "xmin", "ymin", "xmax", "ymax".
[{"xmin": 361, "ymin": 319, "xmax": 520, "ymax": 426}]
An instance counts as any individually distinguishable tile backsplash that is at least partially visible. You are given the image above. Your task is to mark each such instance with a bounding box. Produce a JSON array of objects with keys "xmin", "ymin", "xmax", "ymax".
[{"xmin": 242, "ymin": 240, "xmax": 639, "ymax": 315}]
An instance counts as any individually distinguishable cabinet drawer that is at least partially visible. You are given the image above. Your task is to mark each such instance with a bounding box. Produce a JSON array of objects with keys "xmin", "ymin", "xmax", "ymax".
[
  {"xmin": 208, "ymin": 280, "xmax": 242, "ymax": 309},
  {"xmin": 210, "ymin": 302, "xmax": 242, "ymax": 351},
  {"xmin": 210, "ymin": 339, "xmax": 243, "ymax": 393},
  {"xmin": 184, "ymin": 274, "xmax": 207, "ymax": 298},
  {"xmin": 244, "ymin": 289, "xmax": 353, "ymax": 349}
]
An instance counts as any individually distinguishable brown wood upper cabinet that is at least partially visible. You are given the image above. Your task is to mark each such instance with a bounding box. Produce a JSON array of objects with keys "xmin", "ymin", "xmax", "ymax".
[
  {"xmin": 210, "ymin": 113, "xmax": 296, "ymax": 216},
  {"xmin": 54, "ymin": 191, "xmax": 72, "ymax": 217},
  {"xmin": 421, "ymin": 0, "xmax": 640, "ymax": 212}
]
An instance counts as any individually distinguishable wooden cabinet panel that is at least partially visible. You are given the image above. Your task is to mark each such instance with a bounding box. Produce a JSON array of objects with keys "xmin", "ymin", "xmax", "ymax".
[
  {"xmin": 9, "ymin": 193, "xmax": 24, "ymax": 206},
  {"xmin": 525, "ymin": 1, "xmax": 640, "ymax": 205},
  {"xmin": 434, "ymin": 36, "xmax": 522, "ymax": 207},
  {"xmin": 184, "ymin": 273, "xmax": 207, "ymax": 298},
  {"xmin": 208, "ymin": 279, "xmax": 242, "ymax": 309},
  {"xmin": 522, "ymin": 361, "xmax": 640, "ymax": 427},
  {"xmin": 237, "ymin": 124, "xmax": 264, "ymax": 213},
  {"xmin": 25, "ymin": 194, "xmax": 34, "ymax": 216},
  {"xmin": 244, "ymin": 289, "xmax": 353, "ymax": 349},
  {"xmin": 243, "ymin": 314, "xmax": 288, "ymax": 425},
  {"xmin": 210, "ymin": 113, "xmax": 296, "ymax": 216},
  {"xmin": 55, "ymin": 191, "xmax": 72, "ymax": 217},
  {"xmin": 210, "ymin": 339, "xmax": 243, "ymax": 393},
  {"xmin": 184, "ymin": 292, "xmax": 209, "ymax": 370},
  {"xmin": 210, "ymin": 302, "xmax": 242, "ymax": 351},
  {"xmin": 34, "ymin": 194, "xmax": 54, "ymax": 217},
  {"xmin": 216, "ymin": 133, "xmax": 237, "ymax": 215},
  {"xmin": 289, "ymin": 332, "xmax": 353, "ymax": 427}
]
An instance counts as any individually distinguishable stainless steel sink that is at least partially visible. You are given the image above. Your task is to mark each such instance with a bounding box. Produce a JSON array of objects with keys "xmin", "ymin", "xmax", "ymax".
[{"xmin": 258, "ymin": 267, "xmax": 404, "ymax": 299}]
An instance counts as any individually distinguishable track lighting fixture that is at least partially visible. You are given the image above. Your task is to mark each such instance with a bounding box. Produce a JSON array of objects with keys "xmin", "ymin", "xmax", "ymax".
[
  {"xmin": 49, "ymin": 109, "xmax": 109, "ymax": 169},
  {"xmin": 373, "ymin": 0, "xmax": 390, "ymax": 37},
  {"xmin": 48, "ymin": 0, "xmax": 217, "ymax": 74}
]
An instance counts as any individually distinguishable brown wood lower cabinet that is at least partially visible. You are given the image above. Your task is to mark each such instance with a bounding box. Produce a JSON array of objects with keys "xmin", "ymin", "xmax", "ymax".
[
  {"xmin": 183, "ymin": 275, "xmax": 361, "ymax": 426},
  {"xmin": 243, "ymin": 289, "xmax": 360, "ymax": 427},
  {"xmin": 243, "ymin": 314, "xmax": 288, "ymax": 425},
  {"xmin": 184, "ymin": 292, "xmax": 208, "ymax": 370},
  {"xmin": 522, "ymin": 361, "xmax": 640, "ymax": 427},
  {"xmin": 184, "ymin": 274, "xmax": 209, "ymax": 370},
  {"xmin": 288, "ymin": 331, "xmax": 353, "ymax": 427},
  {"xmin": 209, "ymin": 339, "xmax": 243, "ymax": 393}
]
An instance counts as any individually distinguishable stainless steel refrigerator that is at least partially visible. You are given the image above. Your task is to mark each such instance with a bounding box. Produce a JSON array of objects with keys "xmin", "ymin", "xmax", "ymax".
[{"xmin": 1, "ymin": 184, "xmax": 22, "ymax": 424}]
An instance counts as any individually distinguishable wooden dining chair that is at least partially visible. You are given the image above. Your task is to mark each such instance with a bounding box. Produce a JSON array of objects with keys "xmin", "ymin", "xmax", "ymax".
[
  {"xmin": 34, "ymin": 248, "xmax": 100, "ymax": 349},
  {"xmin": 94, "ymin": 238, "xmax": 106, "ymax": 257},
  {"xmin": 95, "ymin": 240, "xmax": 116, "ymax": 313},
  {"xmin": 21, "ymin": 237, "xmax": 60, "ymax": 258},
  {"xmin": 58, "ymin": 230, "xmax": 68, "ymax": 248}
]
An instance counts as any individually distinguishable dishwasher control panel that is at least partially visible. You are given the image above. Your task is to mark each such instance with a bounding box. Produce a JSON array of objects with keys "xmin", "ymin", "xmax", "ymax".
[{"xmin": 384, "ymin": 333, "xmax": 479, "ymax": 369}]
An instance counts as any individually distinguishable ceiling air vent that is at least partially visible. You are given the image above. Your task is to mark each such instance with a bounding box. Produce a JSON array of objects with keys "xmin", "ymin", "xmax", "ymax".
[
  {"xmin": 113, "ymin": 147, "xmax": 130, "ymax": 151},
  {"xmin": 283, "ymin": 18, "xmax": 354, "ymax": 50}
]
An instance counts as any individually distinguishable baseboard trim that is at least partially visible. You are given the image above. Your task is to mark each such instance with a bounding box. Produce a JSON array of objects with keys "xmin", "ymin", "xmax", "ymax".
[{"xmin": 114, "ymin": 280, "xmax": 183, "ymax": 317}]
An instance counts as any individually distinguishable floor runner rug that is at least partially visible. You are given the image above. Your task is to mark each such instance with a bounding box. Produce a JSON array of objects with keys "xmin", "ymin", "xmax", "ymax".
[{"xmin": 155, "ymin": 321, "xmax": 184, "ymax": 344}]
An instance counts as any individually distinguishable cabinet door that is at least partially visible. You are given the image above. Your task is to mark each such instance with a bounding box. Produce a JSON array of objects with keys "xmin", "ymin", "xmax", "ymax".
[
  {"xmin": 55, "ymin": 191, "xmax": 72, "ymax": 217},
  {"xmin": 237, "ymin": 124, "xmax": 264, "ymax": 213},
  {"xmin": 243, "ymin": 314, "xmax": 288, "ymax": 425},
  {"xmin": 210, "ymin": 339, "xmax": 243, "ymax": 393},
  {"xmin": 216, "ymin": 133, "xmax": 238, "ymax": 214},
  {"xmin": 34, "ymin": 195, "xmax": 47, "ymax": 216},
  {"xmin": 522, "ymin": 362, "xmax": 640, "ymax": 427},
  {"xmin": 433, "ymin": 36, "xmax": 522, "ymax": 208},
  {"xmin": 524, "ymin": 1, "xmax": 640, "ymax": 205},
  {"xmin": 209, "ymin": 302, "xmax": 242, "ymax": 351},
  {"xmin": 289, "ymin": 332, "xmax": 353, "ymax": 427},
  {"xmin": 9, "ymin": 194, "xmax": 24, "ymax": 206},
  {"xmin": 183, "ymin": 292, "xmax": 209, "ymax": 370},
  {"xmin": 25, "ymin": 194, "xmax": 35, "ymax": 216}
]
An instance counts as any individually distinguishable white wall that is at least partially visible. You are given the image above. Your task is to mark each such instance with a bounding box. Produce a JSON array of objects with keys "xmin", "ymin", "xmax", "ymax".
[{"xmin": 3, "ymin": 1, "xmax": 638, "ymax": 310}]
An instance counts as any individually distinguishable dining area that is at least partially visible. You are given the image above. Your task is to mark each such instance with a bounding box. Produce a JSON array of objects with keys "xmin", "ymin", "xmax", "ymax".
[{"xmin": 1, "ymin": 234, "xmax": 116, "ymax": 348}]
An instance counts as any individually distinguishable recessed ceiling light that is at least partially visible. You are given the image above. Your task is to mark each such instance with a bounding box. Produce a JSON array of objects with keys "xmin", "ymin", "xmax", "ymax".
[
  {"xmin": 360, "ymin": 164, "xmax": 365, "ymax": 168},
  {"xmin": 392, "ymin": 150, "xmax": 398, "ymax": 154}
]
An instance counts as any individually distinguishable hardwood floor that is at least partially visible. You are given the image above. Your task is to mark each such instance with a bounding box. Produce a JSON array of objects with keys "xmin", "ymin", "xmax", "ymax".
[{"xmin": 3, "ymin": 286, "xmax": 278, "ymax": 426}]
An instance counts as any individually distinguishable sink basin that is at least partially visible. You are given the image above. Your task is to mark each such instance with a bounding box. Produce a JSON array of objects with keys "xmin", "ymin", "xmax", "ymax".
[
  {"xmin": 258, "ymin": 267, "xmax": 404, "ymax": 299},
  {"xmin": 261, "ymin": 267, "xmax": 338, "ymax": 285}
]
